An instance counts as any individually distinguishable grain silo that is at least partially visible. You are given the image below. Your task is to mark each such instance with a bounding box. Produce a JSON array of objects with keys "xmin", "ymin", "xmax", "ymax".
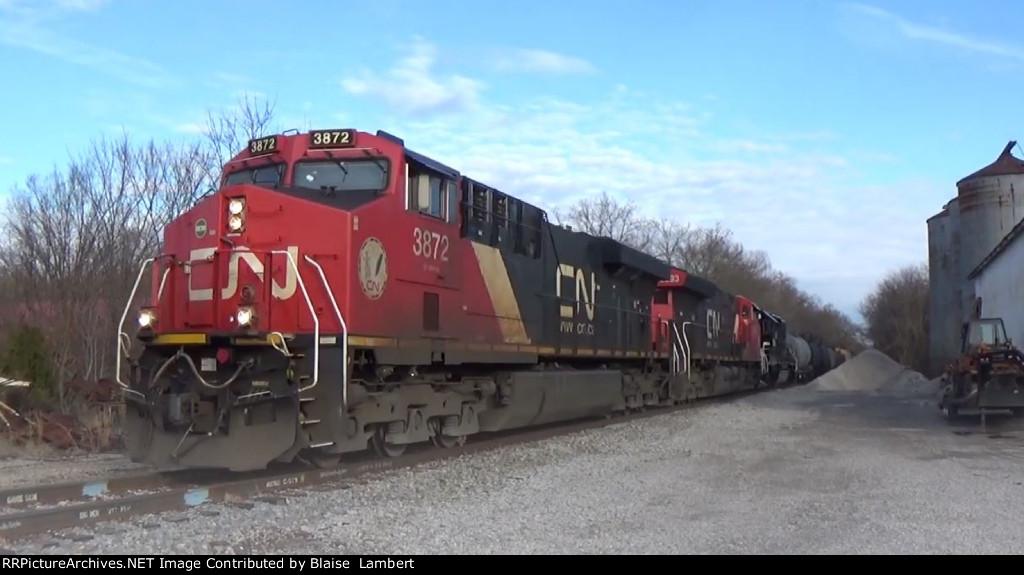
[
  {"xmin": 926, "ymin": 199, "xmax": 959, "ymax": 375},
  {"xmin": 957, "ymin": 142, "xmax": 1024, "ymax": 265},
  {"xmin": 955, "ymin": 141, "xmax": 1024, "ymax": 316},
  {"xmin": 929, "ymin": 141, "xmax": 1024, "ymax": 374}
]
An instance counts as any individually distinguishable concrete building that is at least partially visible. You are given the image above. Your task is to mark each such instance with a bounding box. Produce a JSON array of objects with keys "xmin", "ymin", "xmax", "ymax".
[
  {"xmin": 968, "ymin": 216, "xmax": 1024, "ymax": 350},
  {"xmin": 927, "ymin": 141, "xmax": 1024, "ymax": 374}
]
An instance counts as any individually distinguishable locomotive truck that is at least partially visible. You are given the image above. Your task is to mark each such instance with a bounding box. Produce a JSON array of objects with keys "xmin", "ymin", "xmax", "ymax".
[{"xmin": 116, "ymin": 128, "xmax": 841, "ymax": 471}]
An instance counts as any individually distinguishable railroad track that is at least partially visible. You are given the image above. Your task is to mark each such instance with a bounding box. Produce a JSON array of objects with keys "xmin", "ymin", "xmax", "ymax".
[{"xmin": 0, "ymin": 386, "xmax": 773, "ymax": 544}]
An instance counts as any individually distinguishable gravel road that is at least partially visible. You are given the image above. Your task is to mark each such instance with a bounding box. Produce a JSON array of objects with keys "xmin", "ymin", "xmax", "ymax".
[{"xmin": 4, "ymin": 351, "xmax": 1024, "ymax": 555}]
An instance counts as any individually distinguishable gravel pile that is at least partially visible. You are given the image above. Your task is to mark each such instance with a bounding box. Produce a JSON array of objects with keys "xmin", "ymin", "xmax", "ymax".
[
  {"xmin": 4, "ymin": 372, "xmax": 1024, "ymax": 555},
  {"xmin": 808, "ymin": 349, "xmax": 945, "ymax": 399}
]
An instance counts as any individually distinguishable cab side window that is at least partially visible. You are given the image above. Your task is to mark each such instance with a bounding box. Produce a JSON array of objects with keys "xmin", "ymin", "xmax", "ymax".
[{"xmin": 407, "ymin": 164, "xmax": 456, "ymax": 223}]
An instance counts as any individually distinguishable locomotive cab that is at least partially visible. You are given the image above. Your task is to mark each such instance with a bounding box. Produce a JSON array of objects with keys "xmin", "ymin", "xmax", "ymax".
[{"xmin": 118, "ymin": 128, "xmax": 452, "ymax": 471}]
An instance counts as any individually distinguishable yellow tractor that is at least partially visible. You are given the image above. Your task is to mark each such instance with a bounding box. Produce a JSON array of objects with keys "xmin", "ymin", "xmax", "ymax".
[{"xmin": 939, "ymin": 317, "xmax": 1024, "ymax": 422}]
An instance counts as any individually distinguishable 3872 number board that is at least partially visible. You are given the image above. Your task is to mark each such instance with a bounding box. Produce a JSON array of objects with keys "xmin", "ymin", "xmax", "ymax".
[
  {"xmin": 309, "ymin": 129, "xmax": 356, "ymax": 149},
  {"xmin": 248, "ymin": 136, "xmax": 278, "ymax": 156}
]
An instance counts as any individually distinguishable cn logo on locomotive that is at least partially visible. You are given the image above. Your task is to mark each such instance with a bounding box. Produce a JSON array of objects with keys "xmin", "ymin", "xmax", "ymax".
[
  {"xmin": 556, "ymin": 263, "xmax": 598, "ymax": 321},
  {"xmin": 706, "ymin": 309, "xmax": 722, "ymax": 340},
  {"xmin": 186, "ymin": 246, "xmax": 300, "ymax": 301}
]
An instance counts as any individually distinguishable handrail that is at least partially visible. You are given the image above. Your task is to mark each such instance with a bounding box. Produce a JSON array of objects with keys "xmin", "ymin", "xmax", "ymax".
[
  {"xmin": 680, "ymin": 321, "xmax": 708, "ymax": 380},
  {"xmin": 117, "ymin": 249, "xmax": 330, "ymax": 400},
  {"xmin": 116, "ymin": 257, "xmax": 156, "ymax": 389},
  {"xmin": 671, "ymin": 322, "xmax": 686, "ymax": 372},
  {"xmin": 157, "ymin": 267, "xmax": 170, "ymax": 301},
  {"xmin": 270, "ymin": 249, "xmax": 319, "ymax": 394},
  {"xmin": 759, "ymin": 342, "xmax": 769, "ymax": 376},
  {"xmin": 671, "ymin": 328, "xmax": 680, "ymax": 375},
  {"xmin": 680, "ymin": 322, "xmax": 694, "ymax": 379},
  {"xmin": 303, "ymin": 254, "xmax": 347, "ymax": 409},
  {"xmin": 671, "ymin": 322, "xmax": 687, "ymax": 377}
]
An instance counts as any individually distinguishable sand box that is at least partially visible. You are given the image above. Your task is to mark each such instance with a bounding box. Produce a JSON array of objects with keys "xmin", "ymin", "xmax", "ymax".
[{"xmin": 806, "ymin": 349, "xmax": 946, "ymax": 398}]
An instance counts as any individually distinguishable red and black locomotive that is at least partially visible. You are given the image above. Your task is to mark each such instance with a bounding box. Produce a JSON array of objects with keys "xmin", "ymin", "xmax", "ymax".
[{"xmin": 117, "ymin": 128, "xmax": 837, "ymax": 471}]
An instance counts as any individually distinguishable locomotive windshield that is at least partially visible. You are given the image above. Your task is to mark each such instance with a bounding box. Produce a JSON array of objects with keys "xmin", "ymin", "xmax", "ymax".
[
  {"xmin": 293, "ymin": 160, "xmax": 387, "ymax": 192},
  {"xmin": 223, "ymin": 163, "xmax": 284, "ymax": 189}
]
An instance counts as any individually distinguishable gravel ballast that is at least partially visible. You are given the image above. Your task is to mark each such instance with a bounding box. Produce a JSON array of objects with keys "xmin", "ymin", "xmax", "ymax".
[
  {"xmin": 0, "ymin": 451, "xmax": 149, "ymax": 490},
  {"xmin": 4, "ymin": 350, "xmax": 1024, "ymax": 554}
]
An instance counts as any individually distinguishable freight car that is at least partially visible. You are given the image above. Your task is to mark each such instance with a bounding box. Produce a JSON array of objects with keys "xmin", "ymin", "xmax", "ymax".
[
  {"xmin": 785, "ymin": 334, "xmax": 814, "ymax": 382},
  {"xmin": 115, "ymin": 128, "xmax": 844, "ymax": 471}
]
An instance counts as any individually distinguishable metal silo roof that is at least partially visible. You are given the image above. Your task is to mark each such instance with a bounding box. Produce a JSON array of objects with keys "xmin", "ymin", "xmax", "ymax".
[{"xmin": 957, "ymin": 141, "xmax": 1024, "ymax": 186}]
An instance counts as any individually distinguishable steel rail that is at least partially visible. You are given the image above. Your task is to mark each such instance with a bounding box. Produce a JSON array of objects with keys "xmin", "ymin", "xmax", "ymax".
[
  {"xmin": 0, "ymin": 467, "xmax": 284, "ymax": 509},
  {"xmin": 0, "ymin": 386, "xmax": 774, "ymax": 542}
]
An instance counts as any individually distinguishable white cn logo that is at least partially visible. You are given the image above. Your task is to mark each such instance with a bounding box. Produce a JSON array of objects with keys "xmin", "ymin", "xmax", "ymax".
[
  {"xmin": 706, "ymin": 309, "xmax": 722, "ymax": 340},
  {"xmin": 186, "ymin": 246, "xmax": 298, "ymax": 301},
  {"xmin": 556, "ymin": 264, "xmax": 598, "ymax": 321}
]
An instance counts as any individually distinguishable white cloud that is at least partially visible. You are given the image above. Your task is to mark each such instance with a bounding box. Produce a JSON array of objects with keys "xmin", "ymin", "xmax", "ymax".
[
  {"xmin": 173, "ymin": 123, "xmax": 206, "ymax": 135},
  {"xmin": 342, "ymin": 40, "xmax": 931, "ymax": 319},
  {"xmin": 710, "ymin": 139, "xmax": 790, "ymax": 155},
  {"xmin": 0, "ymin": 156, "xmax": 12, "ymax": 165},
  {"xmin": 206, "ymin": 71, "xmax": 253, "ymax": 90},
  {"xmin": 490, "ymin": 48, "xmax": 597, "ymax": 75},
  {"xmin": 0, "ymin": 0, "xmax": 175, "ymax": 89},
  {"xmin": 847, "ymin": 3, "xmax": 1024, "ymax": 62},
  {"xmin": 51, "ymin": 0, "xmax": 108, "ymax": 11},
  {"xmin": 0, "ymin": 0, "xmax": 108, "ymax": 18},
  {"xmin": 341, "ymin": 38, "xmax": 483, "ymax": 116}
]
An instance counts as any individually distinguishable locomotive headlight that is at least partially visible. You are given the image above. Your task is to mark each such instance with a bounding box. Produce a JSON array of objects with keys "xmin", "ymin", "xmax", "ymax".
[
  {"xmin": 138, "ymin": 309, "xmax": 157, "ymax": 328},
  {"xmin": 236, "ymin": 306, "xmax": 255, "ymax": 327},
  {"xmin": 226, "ymin": 197, "xmax": 246, "ymax": 233}
]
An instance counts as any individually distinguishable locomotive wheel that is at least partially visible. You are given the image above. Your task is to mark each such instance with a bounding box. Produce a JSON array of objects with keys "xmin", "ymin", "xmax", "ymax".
[
  {"xmin": 429, "ymin": 419, "xmax": 465, "ymax": 449},
  {"xmin": 371, "ymin": 426, "xmax": 407, "ymax": 458}
]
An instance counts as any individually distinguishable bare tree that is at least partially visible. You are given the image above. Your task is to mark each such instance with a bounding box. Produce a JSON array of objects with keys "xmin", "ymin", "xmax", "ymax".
[
  {"xmin": 0, "ymin": 95, "xmax": 276, "ymax": 409},
  {"xmin": 0, "ymin": 132, "xmax": 214, "ymax": 408},
  {"xmin": 859, "ymin": 263, "xmax": 929, "ymax": 373},
  {"xmin": 200, "ymin": 93, "xmax": 278, "ymax": 187},
  {"xmin": 554, "ymin": 193, "xmax": 864, "ymax": 352},
  {"xmin": 554, "ymin": 191, "xmax": 656, "ymax": 252},
  {"xmin": 647, "ymin": 217, "xmax": 693, "ymax": 266}
]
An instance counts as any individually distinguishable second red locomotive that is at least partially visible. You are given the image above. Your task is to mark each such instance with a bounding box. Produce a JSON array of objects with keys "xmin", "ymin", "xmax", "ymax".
[{"xmin": 116, "ymin": 128, "xmax": 839, "ymax": 471}]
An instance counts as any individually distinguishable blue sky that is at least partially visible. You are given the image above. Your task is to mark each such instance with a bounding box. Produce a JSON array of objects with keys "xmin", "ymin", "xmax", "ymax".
[{"xmin": 0, "ymin": 0, "xmax": 1020, "ymax": 322}]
